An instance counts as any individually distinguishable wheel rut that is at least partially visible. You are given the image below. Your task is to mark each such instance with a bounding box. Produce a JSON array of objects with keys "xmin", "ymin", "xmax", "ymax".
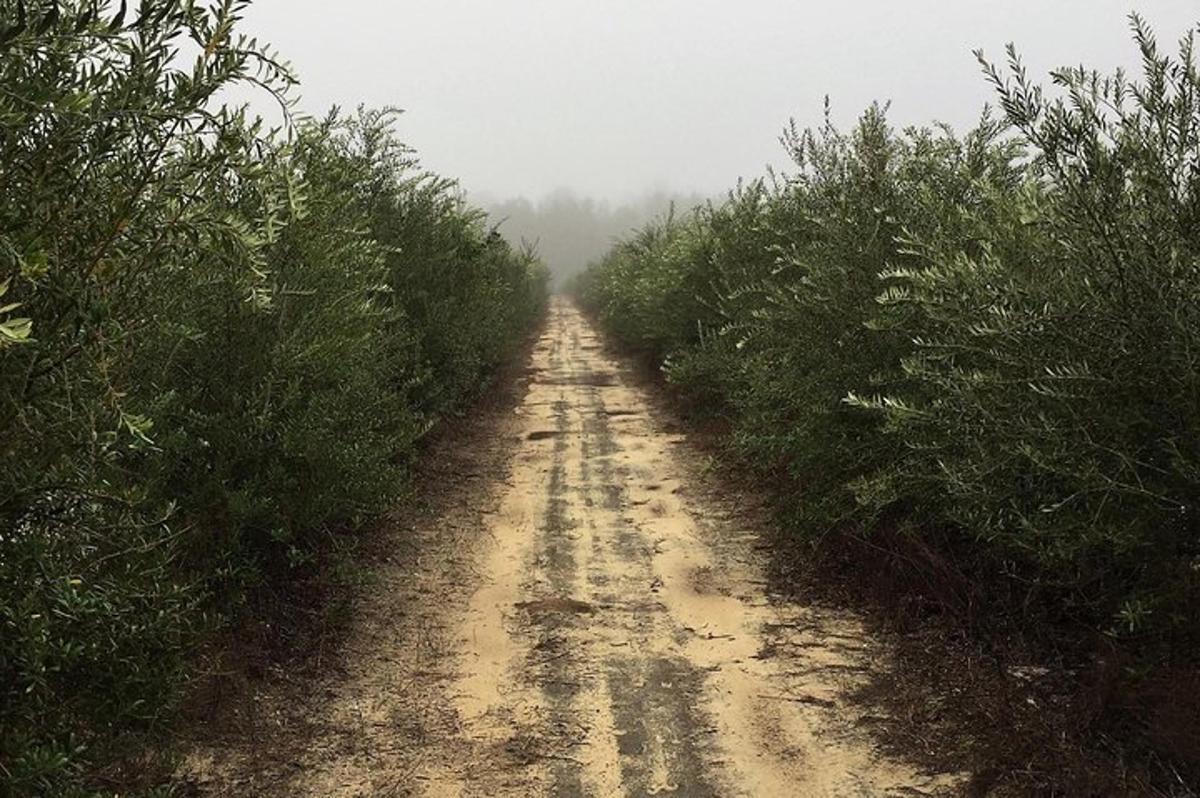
[
  {"xmin": 428, "ymin": 299, "xmax": 959, "ymax": 797},
  {"xmin": 176, "ymin": 298, "xmax": 960, "ymax": 797}
]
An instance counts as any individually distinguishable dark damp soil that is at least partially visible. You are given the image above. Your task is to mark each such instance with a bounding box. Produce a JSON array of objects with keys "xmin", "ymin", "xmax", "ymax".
[{"xmin": 579, "ymin": 308, "xmax": 1200, "ymax": 798}]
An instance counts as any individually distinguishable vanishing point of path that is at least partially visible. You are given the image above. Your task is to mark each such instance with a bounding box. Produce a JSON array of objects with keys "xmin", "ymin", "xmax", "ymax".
[{"xmin": 180, "ymin": 299, "xmax": 957, "ymax": 797}]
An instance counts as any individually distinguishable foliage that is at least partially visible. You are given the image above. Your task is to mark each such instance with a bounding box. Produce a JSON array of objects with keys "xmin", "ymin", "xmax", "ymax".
[
  {"xmin": 580, "ymin": 15, "xmax": 1200, "ymax": 665},
  {"xmin": 0, "ymin": 2, "xmax": 546, "ymax": 794},
  {"xmin": 488, "ymin": 190, "xmax": 709, "ymax": 290},
  {"xmin": 862, "ymin": 18, "xmax": 1200, "ymax": 639}
]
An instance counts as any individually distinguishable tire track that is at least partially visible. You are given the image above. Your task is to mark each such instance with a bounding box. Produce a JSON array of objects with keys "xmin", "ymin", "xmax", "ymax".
[{"xmin": 429, "ymin": 298, "xmax": 959, "ymax": 797}]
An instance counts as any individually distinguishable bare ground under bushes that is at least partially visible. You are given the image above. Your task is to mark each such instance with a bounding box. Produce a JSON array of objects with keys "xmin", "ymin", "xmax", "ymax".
[{"xmin": 173, "ymin": 299, "xmax": 964, "ymax": 797}]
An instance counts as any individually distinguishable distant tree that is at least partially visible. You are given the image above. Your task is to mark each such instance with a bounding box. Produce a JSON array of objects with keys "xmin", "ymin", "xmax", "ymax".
[{"xmin": 484, "ymin": 188, "xmax": 707, "ymax": 288}]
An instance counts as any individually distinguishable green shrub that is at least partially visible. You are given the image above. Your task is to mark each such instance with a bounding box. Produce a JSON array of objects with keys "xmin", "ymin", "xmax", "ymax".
[
  {"xmin": 0, "ymin": 3, "xmax": 547, "ymax": 794},
  {"xmin": 580, "ymin": 14, "xmax": 1200, "ymax": 657},
  {"xmin": 859, "ymin": 19, "xmax": 1200, "ymax": 641},
  {"xmin": 0, "ymin": 4, "xmax": 294, "ymax": 791}
]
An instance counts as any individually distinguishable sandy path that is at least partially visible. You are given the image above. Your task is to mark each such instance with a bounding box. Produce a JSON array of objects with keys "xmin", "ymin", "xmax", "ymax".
[{"xmin": 179, "ymin": 298, "xmax": 956, "ymax": 797}]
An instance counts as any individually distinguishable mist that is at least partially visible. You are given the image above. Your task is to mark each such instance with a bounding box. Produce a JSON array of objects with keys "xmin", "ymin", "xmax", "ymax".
[
  {"xmin": 12, "ymin": 1, "xmax": 1200, "ymax": 791},
  {"xmin": 230, "ymin": 2, "xmax": 1200, "ymax": 199},
  {"xmin": 478, "ymin": 189, "xmax": 707, "ymax": 287},
  {"xmin": 220, "ymin": 0, "xmax": 1200, "ymax": 282}
]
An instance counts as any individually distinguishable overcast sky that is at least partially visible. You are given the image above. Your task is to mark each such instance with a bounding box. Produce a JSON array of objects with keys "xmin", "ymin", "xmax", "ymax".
[{"xmin": 234, "ymin": 1, "xmax": 1200, "ymax": 203}]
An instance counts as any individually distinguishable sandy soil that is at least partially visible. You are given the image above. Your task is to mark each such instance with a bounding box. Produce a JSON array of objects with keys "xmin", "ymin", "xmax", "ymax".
[{"xmin": 178, "ymin": 298, "xmax": 958, "ymax": 797}]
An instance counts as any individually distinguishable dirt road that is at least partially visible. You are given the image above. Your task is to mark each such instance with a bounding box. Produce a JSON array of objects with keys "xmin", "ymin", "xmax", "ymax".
[{"xmin": 181, "ymin": 299, "xmax": 955, "ymax": 797}]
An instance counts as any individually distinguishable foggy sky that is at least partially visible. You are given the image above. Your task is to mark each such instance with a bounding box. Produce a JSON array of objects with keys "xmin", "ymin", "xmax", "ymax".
[{"xmin": 234, "ymin": 1, "xmax": 1199, "ymax": 204}]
